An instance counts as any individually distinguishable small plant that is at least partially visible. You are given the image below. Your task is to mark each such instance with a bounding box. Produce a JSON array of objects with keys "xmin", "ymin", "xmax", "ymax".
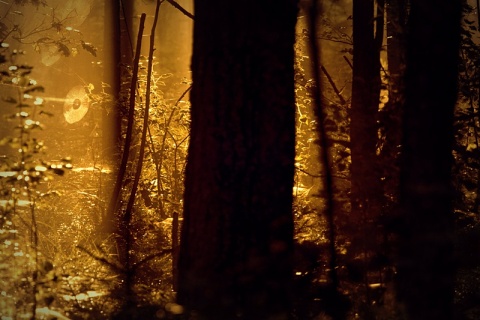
[
  {"xmin": 0, "ymin": 0, "xmax": 97, "ymax": 66},
  {"xmin": 0, "ymin": 42, "xmax": 72, "ymax": 320}
]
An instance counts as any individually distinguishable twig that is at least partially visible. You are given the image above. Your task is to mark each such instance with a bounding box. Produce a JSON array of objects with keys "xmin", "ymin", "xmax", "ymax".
[
  {"xmin": 317, "ymin": 37, "xmax": 353, "ymax": 45},
  {"xmin": 165, "ymin": 0, "xmax": 194, "ymax": 20},
  {"xmin": 76, "ymin": 245, "xmax": 124, "ymax": 274},
  {"xmin": 146, "ymin": 124, "xmax": 167, "ymax": 219},
  {"xmin": 174, "ymin": 85, "xmax": 192, "ymax": 106},
  {"xmin": 320, "ymin": 65, "xmax": 346, "ymax": 104},
  {"xmin": 132, "ymin": 249, "xmax": 172, "ymax": 269},
  {"xmin": 295, "ymin": 166, "xmax": 349, "ymax": 181},
  {"xmin": 343, "ymin": 55, "xmax": 353, "ymax": 69},
  {"xmin": 155, "ymin": 85, "xmax": 192, "ymax": 210}
]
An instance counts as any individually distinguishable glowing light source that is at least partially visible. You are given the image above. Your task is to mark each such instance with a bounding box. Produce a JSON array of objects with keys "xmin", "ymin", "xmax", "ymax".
[
  {"xmin": 34, "ymin": 97, "xmax": 44, "ymax": 105},
  {"xmin": 0, "ymin": 171, "xmax": 16, "ymax": 177}
]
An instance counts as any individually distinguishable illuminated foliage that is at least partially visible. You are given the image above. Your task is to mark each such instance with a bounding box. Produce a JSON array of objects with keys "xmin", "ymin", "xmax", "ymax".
[
  {"xmin": 0, "ymin": 0, "xmax": 97, "ymax": 66},
  {"xmin": 0, "ymin": 46, "xmax": 72, "ymax": 319}
]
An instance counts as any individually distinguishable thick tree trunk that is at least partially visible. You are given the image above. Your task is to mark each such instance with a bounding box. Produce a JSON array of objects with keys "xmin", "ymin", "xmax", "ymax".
[
  {"xmin": 100, "ymin": 0, "xmax": 123, "ymax": 234},
  {"xmin": 349, "ymin": 0, "xmax": 384, "ymax": 299},
  {"xmin": 103, "ymin": 0, "xmax": 122, "ymax": 158},
  {"xmin": 350, "ymin": 0, "xmax": 383, "ymax": 225},
  {"xmin": 396, "ymin": 1, "xmax": 461, "ymax": 319},
  {"xmin": 177, "ymin": 1, "xmax": 298, "ymax": 319}
]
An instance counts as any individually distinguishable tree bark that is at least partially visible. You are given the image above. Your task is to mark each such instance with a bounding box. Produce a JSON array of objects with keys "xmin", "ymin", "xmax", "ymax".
[
  {"xmin": 396, "ymin": 1, "xmax": 461, "ymax": 319},
  {"xmin": 177, "ymin": 1, "xmax": 298, "ymax": 319}
]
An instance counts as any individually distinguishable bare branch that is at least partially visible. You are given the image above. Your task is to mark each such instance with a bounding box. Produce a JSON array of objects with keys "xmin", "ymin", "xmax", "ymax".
[
  {"xmin": 165, "ymin": 0, "xmax": 194, "ymax": 20},
  {"xmin": 320, "ymin": 65, "xmax": 346, "ymax": 104},
  {"xmin": 76, "ymin": 245, "xmax": 125, "ymax": 274}
]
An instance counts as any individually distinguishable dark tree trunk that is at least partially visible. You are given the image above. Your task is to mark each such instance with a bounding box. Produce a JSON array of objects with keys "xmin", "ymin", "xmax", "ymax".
[
  {"xmin": 119, "ymin": 0, "xmax": 134, "ymax": 65},
  {"xmin": 177, "ymin": 1, "xmax": 298, "ymax": 319},
  {"xmin": 103, "ymin": 0, "xmax": 122, "ymax": 158},
  {"xmin": 385, "ymin": 0, "xmax": 407, "ymax": 86},
  {"xmin": 350, "ymin": 0, "xmax": 384, "ymax": 224},
  {"xmin": 349, "ymin": 0, "xmax": 384, "ymax": 298},
  {"xmin": 379, "ymin": 0, "xmax": 408, "ymax": 201},
  {"xmin": 396, "ymin": 1, "xmax": 461, "ymax": 319},
  {"xmin": 101, "ymin": 0, "xmax": 122, "ymax": 232}
]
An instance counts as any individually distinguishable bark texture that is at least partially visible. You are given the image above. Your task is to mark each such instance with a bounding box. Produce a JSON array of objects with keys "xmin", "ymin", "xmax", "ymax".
[{"xmin": 177, "ymin": 1, "xmax": 298, "ymax": 319}]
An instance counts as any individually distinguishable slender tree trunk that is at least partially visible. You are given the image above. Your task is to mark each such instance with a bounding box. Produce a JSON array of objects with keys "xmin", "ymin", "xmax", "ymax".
[
  {"xmin": 119, "ymin": 0, "xmax": 135, "ymax": 64},
  {"xmin": 380, "ymin": 0, "xmax": 408, "ymax": 201},
  {"xmin": 396, "ymin": 1, "xmax": 461, "ymax": 318},
  {"xmin": 385, "ymin": 0, "xmax": 407, "ymax": 84},
  {"xmin": 177, "ymin": 1, "xmax": 298, "ymax": 319},
  {"xmin": 105, "ymin": 14, "xmax": 146, "ymax": 232}
]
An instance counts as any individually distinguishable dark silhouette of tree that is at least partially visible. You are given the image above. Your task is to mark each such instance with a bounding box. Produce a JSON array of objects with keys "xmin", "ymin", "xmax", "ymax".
[
  {"xmin": 102, "ymin": 0, "xmax": 122, "ymax": 157},
  {"xmin": 177, "ymin": 1, "xmax": 298, "ymax": 319},
  {"xmin": 348, "ymin": 0, "xmax": 385, "ymax": 311},
  {"xmin": 396, "ymin": 0, "xmax": 461, "ymax": 319},
  {"xmin": 379, "ymin": 0, "xmax": 408, "ymax": 203},
  {"xmin": 350, "ymin": 0, "xmax": 384, "ymax": 219}
]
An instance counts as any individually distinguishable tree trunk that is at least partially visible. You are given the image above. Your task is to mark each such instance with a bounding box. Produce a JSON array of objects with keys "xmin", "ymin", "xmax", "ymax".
[
  {"xmin": 103, "ymin": 0, "xmax": 122, "ymax": 158},
  {"xmin": 379, "ymin": 0, "xmax": 408, "ymax": 201},
  {"xmin": 396, "ymin": 1, "xmax": 461, "ymax": 319},
  {"xmin": 385, "ymin": 0, "xmax": 407, "ymax": 86},
  {"xmin": 350, "ymin": 0, "xmax": 384, "ymax": 224},
  {"xmin": 100, "ymin": 0, "xmax": 123, "ymax": 234},
  {"xmin": 349, "ymin": 0, "xmax": 384, "ymax": 299},
  {"xmin": 177, "ymin": 1, "xmax": 298, "ymax": 319}
]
